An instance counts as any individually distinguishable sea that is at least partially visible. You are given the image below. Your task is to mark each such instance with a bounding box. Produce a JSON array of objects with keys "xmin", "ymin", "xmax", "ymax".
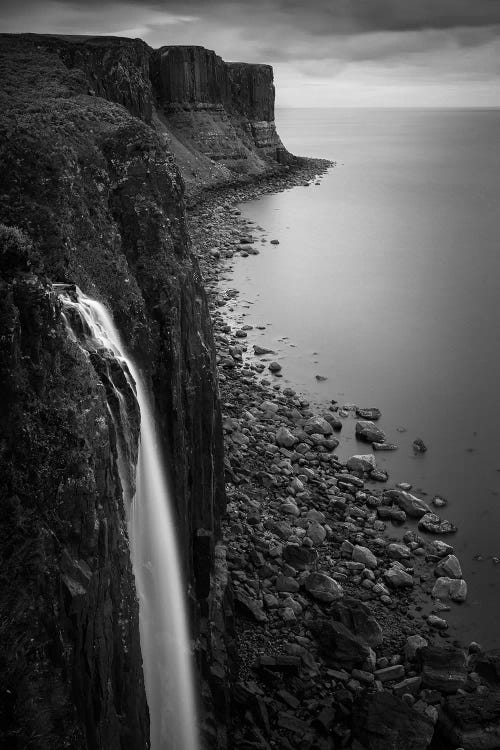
[{"xmin": 224, "ymin": 107, "xmax": 500, "ymax": 648}]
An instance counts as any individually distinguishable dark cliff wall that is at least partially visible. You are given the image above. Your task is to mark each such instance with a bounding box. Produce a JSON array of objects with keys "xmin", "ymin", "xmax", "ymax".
[
  {"xmin": 150, "ymin": 44, "xmax": 291, "ymax": 197},
  {"xmin": 0, "ymin": 35, "xmax": 226, "ymax": 748},
  {"xmin": 152, "ymin": 46, "xmax": 232, "ymax": 108}
]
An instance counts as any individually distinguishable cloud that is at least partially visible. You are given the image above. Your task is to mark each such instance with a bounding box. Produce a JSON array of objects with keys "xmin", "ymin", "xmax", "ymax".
[{"xmin": 1, "ymin": 0, "xmax": 499, "ymax": 106}]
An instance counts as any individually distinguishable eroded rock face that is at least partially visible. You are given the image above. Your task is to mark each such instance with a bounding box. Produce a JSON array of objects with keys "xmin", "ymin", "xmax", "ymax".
[
  {"xmin": 0, "ymin": 273, "xmax": 148, "ymax": 749},
  {"xmin": 150, "ymin": 43, "xmax": 291, "ymax": 194},
  {"xmin": 0, "ymin": 34, "xmax": 226, "ymax": 748}
]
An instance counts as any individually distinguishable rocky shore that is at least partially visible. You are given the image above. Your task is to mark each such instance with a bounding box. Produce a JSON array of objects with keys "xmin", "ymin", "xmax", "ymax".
[{"xmin": 188, "ymin": 160, "xmax": 500, "ymax": 750}]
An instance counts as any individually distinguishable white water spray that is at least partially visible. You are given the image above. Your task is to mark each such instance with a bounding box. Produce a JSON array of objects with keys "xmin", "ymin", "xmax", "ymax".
[{"xmin": 55, "ymin": 284, "xmax": 200, "ymax": 750}]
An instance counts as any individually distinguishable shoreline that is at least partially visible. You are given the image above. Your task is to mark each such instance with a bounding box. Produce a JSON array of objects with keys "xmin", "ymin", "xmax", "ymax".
[{"xmin": 188, "ymin": 159, "xmax": 496, "ymax": 749}]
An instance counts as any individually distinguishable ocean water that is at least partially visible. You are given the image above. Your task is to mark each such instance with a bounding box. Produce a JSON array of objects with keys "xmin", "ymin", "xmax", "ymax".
[{"xmin": 225, "ymin": 107, "xmax": 500, "ymax": 648}]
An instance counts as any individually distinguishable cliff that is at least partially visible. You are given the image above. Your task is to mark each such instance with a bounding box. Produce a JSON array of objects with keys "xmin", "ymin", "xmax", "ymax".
[
  {"xmin": 150, "ymin": 46, "xmax": 289, "ymax": 196},
  {"xmin": 0, "ymin": 34, "xmax": 234, "ymax": 748}
]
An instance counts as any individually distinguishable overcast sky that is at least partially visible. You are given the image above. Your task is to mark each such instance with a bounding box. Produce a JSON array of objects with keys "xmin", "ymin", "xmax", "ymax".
[{"xmin": 2, "ymin": 0, "xmax": 500, "ymax": 107}]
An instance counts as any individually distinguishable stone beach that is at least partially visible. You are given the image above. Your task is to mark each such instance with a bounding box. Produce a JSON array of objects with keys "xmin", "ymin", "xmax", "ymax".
[{"xmin": 188, "ymin": 161, "xmax": 500, "ymax": 749}]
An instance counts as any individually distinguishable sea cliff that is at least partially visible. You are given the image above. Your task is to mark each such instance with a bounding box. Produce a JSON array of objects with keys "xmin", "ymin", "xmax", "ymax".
[{"xmin": 0, "ymin": 32, "xmax": 317, "ymax": 749}]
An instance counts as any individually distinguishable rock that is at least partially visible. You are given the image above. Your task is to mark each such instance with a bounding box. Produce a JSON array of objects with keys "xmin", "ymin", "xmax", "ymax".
[
  {"xmin": 347, "ymin": 455, "xmax": 377, "ymax": 473},
  {"xmin": 430, "ymin": 540, "xmax": 454, "ymax": 557},
  {"xmin": 427, "ymin": 614, "xmax": 448, "ymax": 630},
  {"xmin": 374, "ymin": 664, "xmax": 405, "ymax": 683},
  {"xmin": 309, "ymin": 620, "xmax": 372, "ymax": 668},
  {"xmin": 304, "ymin": 572, "xmax": 343, "ymax": 602},
  {"xmin": 352, "ymin": 545, "xmax": 378, "ymax": 569},
  {"xmin": 475, "ymin": 650, "xmax": 500, "ymax": 684},
  {"xmin": 384, "ymin": 566, "xmax": 413, "ymax": 588},
  {"xmin": 253, "ymin": 344, "xmax": 274, "ymax": 355},
  {"xmin": 355, "ymin": 421, "xmax": 386, "ymax": 444},
  {"xmin": 304, "ymin": 415, "xmax": 333, "ymax": 436},
  {"xmin": 377, "ymin": 506, "xmax": 407, "ymax": 524},
  {"xmin": 275, "ymin": 575, "xmax": 300, "ymax": 593},
  {"xmin": 270, "ymin": 239, "xmax": 279, "ymax": 245},
  {"xmin": 418, "ymin": 513, "xmax": 457, "ymax": 535},
  {"xmin": 323, "ymin": 413, "xmax": 343, "ymax": 431},
  {"xmin": 268, "ymin": 361, "xmax": 282, "ymax": 372},
  {"xmin": 283, "ymin": 544, "xmax": 318, "ymax": 571},
  {"xmin": 432, "ymin": 577, "xmax": 454, "ymax": 600},
  {"xmin": 356, "ymin": 407, "xmax": 382, "ymax": 421},
  {"xmin": 275, "ymin": 425, "xmax": 297, "ymax": 448},
  {"xmin": 449, "ymin": 579, "xmax": 467, "ymax": 602},
  {"xmin": 405, "ymin": 635, "xmax": 428, "ymax": 662},
  {"xmin": 279, "ymin": 499, "xmax": 300, "ymax": 516},
  {"xmin": 372, "ymin": 442, "xmax": 398, "ymax": 451},
  {"xmin": 438, "ymin": 693, "xmax": 500, "ymax": 750},
  {"xmin": 435, "ymin": 554, "xmax": 462, "ymax": 579},
  {"xmin": 419, "ymin": 645, "xmax": 467, "ymax": 693},
  {"xmin": 264, "ymin": 519, "xmax": 292, "ymax": 541},
  {"xmin": 387, "ymin": 543, "xmax": 412, "ymax": 561},
  {"xmin": 330, "ymin": 597, "xmax": 383, "ymax": 647},
  {"xmin": 413, "ymin": 438, "xmax": 427, "ymax": 453},
  {"xmin": 353, "ymin": 691, "xmax": 434, "ymax": 750},
  {"xmin": 306, "ymin": 520, "xmax": 327, "ymax": 546},
  {"xmin": 392, "ymin": 491, "xmax": 431, "ymax": 519},
  {"xmin": 234, "ymin": 591, "xmax": 268, "ymax": 623}
]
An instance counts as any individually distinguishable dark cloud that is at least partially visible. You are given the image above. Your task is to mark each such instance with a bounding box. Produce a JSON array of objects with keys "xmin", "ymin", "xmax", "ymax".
[
  {"xmin": 3, "ymin": 0, "xmax": 500, "ymax": 35},
  {"xmin": 1, "ymin": 0, "xmax": 499, "ymax": 106}
]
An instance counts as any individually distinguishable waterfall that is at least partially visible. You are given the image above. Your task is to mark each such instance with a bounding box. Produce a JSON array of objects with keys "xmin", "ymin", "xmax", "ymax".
[{"xmin": 55, "ymin": 284, "xmax": 200, "ymax": 750}]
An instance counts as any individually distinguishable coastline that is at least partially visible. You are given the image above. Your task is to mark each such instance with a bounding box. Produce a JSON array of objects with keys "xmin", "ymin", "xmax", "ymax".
[{"xmin": 188, "ymin": 158, "xmax": 498, "ymax": 749}]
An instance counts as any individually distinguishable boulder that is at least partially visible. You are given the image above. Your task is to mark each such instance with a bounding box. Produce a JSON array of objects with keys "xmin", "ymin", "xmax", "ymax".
[
  {"xmin": 304, "ymin": 416, "xmax": 333, "ymax": 436},
  {"xmin": 449, "ymin": 579, "xmax": 467, "ymax": 602},
  {"xmin": 475, "ymin": 650, "xmax": 500, "ymax": 684},
  {"xmin": 353, "ymin": 691, "xmax": 435, "ymax": 750},
  {"xmin": 304, "ymin": 572, "xmax": 343, "ymax": 602},
  {"xmin": 275, "ymin": 575, "xmax": 300, "ymax": 593},
  {"xmin": 355, "ymin": 420, "xmax": 386, "ymax": 444},
  {"xmin": 309, "ymin": 620, "xmax": 372, "ymax": 668},
  {"xmin": 387, "ymin": 543, "xmax": 411, "ymax": 561},
  {"xmin": 279, "ymin": 499, "xmax": 300, "ymax": 516},
  {"xmin": 393, "ymin": 491, "xmax": 431, "ymax": 519},
  {"xmin": 253, "ymin": 344, "xmax": 274, "ymax": 355},
  {"xmin": 432, "ymin": 577, "xmax": 454, "ymax": 600},
  {"xmin": 372, "ymin": 442, "xmax": 398, "ymax": 451},
  {"xmin": 413, "ymin": 438, "xmax": 427, "ymax": 452},
  {"xmin": 438, "ymin": 693, "xmax": 500, "ymax": 750},
  {"xmin": 419, "ymin": 645, "xmax": 467, "ymax": 694},
  {"xmin": 432, "ymin": 576, "xmax": 467, "ymax": 602},
  {"xmin": 306, "ymin": 520, "xmax": 327, "ymax": 546},
  {"xmin": 435, "ymin": 554, "xmax": 462, "ymax": 579},
  {"xmin": 347, "ymin": 454, "xmax": 377, "ymax": 473},
  {"xmin": 268, "ymin": 361, "xmax": 282, "ymax": 373},
  {"xmin": 352, "ymin": 545, "xmax": 378, "ymax": 569},
  {"xmin": 356, "ymin": 407, "xmax": 382, "ymax": 421},
  {"xmin": 323, "ymin": 413, "xmax": 343, "ymax": 431},
  {"xmin": 283, "ymin": 544, "xmax": 318, "ymax": 571},
  {"xmin": 276, "ymin": 425, "xmax": 297, "ymax": 448},
  {"xmin": 330, "ymin": 597, "xmax": 383, "ymax": 647},
  {"xmin": 384, "ymin": 566, "xmax": 413, "ymax": 588},
  {"xmin": 405, "ymin": 635, "xmax": 428, "ymax": 662},
  {"xmin": 430, "ymin": 540, "xmax": 454, "ymax": 557},
  {"xmin": 234, "ymin": 591, "xmax": 268, "ymax": 623},
  {"xmin": 418, "ymin": 513, "xmax": 457, "ymax": 535}
]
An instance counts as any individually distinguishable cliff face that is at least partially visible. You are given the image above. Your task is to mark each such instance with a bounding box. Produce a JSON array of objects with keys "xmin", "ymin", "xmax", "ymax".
[
  {"xmin": 150, "ymin": 45, "xmax": 290, "ymax": 197},
  {"xmin": 0, "ymin": 34, "xmax": 229, "ymax": 748}
]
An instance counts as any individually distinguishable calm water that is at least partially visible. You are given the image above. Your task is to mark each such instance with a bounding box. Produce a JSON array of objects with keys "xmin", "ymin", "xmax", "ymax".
[{"xmin": 225, "ymin": 108, "xmax": 500, "ymax": 647}]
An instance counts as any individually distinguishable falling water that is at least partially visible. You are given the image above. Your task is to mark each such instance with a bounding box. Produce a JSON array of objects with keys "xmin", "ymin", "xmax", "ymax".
[{"xmin": 55, "ymin": 284, "xmax": 200, "ymax": 750}]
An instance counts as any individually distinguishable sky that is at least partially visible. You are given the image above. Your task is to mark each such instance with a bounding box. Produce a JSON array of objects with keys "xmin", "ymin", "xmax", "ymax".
[{"xmin": 2, "ymin": 0, "xmax": 500, "ymax": 107}]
